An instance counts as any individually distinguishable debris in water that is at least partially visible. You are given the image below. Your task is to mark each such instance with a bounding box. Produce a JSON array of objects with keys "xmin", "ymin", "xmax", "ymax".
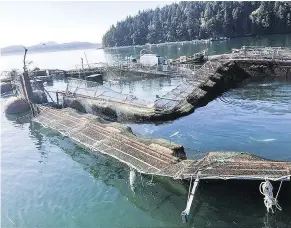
[
  {"xmin": 7, "ymin": 216, "xmax": 15, "ymax": 226},
  {"xmin": 249, "ymin": 137, "xmax": 275, "ymax": 142},
  {"xmin": 170, "ymin": 131, "xmax": 179, "ymax": 137}
]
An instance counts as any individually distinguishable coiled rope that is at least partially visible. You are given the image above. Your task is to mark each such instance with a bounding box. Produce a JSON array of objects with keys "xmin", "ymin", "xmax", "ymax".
[{"xmin": 259, "ymin": 179, "xmax": 283, "ymax": 213}]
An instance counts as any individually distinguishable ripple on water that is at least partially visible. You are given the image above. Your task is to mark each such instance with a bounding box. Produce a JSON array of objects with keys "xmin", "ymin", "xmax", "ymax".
[{"xmin": 130, "ymin": 80, "xmax": 291, "ymax": 161}]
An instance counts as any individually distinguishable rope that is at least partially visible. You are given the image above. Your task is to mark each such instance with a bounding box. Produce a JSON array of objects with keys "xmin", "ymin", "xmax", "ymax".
[
  {"xmin": 140, "ymin": 174, "xmax": 145, "ymax": 187},
  {"xmin": 259, "ymin": 179, "xmax": 283, "ymax": 213},
  {"xmin": 146, "ymin": 174, "xmax": 155, "ymax": 186},
  {"xmin": 275, "ymin": 181, "xmax": 283, "ymax": 201}
]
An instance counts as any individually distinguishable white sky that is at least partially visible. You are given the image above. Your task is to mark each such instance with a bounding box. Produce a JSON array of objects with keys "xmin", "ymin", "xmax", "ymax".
[{"xmin": 0, "ymin": 1, "xmax": 173, "ymax": 48}]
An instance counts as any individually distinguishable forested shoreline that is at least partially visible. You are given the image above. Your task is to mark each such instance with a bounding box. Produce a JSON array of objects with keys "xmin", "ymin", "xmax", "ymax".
[{"xmin": 102, "ymin": 1, "xmax": 291, "ymax": 47}]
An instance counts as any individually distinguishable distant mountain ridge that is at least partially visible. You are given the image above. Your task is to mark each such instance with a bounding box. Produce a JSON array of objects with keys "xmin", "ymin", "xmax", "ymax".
[{"xmin": 1, "ymin": 41, "xmax": 102, "ymax": 55}]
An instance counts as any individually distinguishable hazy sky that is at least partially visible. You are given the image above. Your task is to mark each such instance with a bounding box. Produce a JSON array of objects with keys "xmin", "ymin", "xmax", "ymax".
[{"xmin": 0, "ymin": 1, "xmax": 173, "ymax": 47}]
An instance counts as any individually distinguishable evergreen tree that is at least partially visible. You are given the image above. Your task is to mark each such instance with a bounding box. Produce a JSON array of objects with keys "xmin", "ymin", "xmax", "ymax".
[{"xmin": 102, "ymin": 1, "xmax": 291, "ymax": 47}]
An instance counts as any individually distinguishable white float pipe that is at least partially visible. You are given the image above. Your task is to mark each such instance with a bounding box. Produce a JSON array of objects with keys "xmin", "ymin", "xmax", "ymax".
[
  {"xmin": 181, "ymin": 176, "xmax": 200, "ymax": 223},
  {"xmin": 129, "ymin": 168, "xmax": 136, "ymax": 192}
]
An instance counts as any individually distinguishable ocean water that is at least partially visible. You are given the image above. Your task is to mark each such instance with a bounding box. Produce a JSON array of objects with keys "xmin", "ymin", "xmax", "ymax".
[
  {"xmin": 1, "ymin": 34, "xmax": 291, "ymax": 227},
  {"xmin": 129, "ymin": 79, "xmax": 291, "ymax": 162}
]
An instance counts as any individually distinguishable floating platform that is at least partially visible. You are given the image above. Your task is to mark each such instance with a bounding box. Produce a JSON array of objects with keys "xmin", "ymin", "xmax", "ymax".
[{"xmin": 33, "ymin": 107, "xmax": 291, "ymax": 182}]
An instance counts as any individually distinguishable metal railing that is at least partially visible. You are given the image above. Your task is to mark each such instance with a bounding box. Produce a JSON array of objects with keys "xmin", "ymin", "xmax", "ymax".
[
  {"xmin": 71, "ymin": 60, "xmax": 197, "ymax": 78},
  {"xmin": 66, "ymin": 78, "xmax": 153, "ymax": 108},
  {"xmin": 230, "ymin": 46, "xmax": 291, "ymax": 60}
]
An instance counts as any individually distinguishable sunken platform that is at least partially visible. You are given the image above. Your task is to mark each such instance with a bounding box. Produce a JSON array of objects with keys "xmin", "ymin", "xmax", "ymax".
[{"xmin": 33, "ymin": 107, "xmax": 291, "ymax": 182}]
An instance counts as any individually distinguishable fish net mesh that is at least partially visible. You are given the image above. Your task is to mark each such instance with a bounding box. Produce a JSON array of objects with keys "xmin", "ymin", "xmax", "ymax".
[
  {"xmin": 34, "ymin": 107, "xmax": 181, "ymax": 176},
  {"xmin": 34, "ymin": 106, "xmax": 291, "ymax": 181},
  {"xmin": 66, "ymin": 78, "xmax": 153, "ymax": 108}
]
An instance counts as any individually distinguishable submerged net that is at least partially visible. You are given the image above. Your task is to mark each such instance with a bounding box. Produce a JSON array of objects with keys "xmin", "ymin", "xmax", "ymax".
[
  {"xmin": 34, "ymin": 106, "xmax": 291, "ymax": 182},
  {"xmin": 34, "ymin": 107, "xmax": 181, "ymax": 176}
]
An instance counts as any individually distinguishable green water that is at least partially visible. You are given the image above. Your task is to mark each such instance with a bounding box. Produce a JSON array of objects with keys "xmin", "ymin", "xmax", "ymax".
[{"xmin": 1, "ymin": 34, "xmax": 291, "ymax": 227}]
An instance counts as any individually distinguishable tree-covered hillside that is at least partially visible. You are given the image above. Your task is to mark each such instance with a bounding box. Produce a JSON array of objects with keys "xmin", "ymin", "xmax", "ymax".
[{"xmin": 102, "ymin": 1, "xmax": 291, "ymax": 47}]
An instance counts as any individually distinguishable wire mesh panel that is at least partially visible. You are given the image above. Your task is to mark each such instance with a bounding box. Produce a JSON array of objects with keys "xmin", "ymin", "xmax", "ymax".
[
  {"xmin": 66, "ymin": 78, "xmax": 153, "ymax": 108},
  {"xmin": 154, "ymin": 82, "xmax": 199, "ymax": 111}
]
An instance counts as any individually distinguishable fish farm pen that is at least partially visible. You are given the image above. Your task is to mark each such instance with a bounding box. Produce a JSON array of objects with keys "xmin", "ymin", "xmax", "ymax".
[
  {"xmin": 60, "ymin": 46, "xmax": 291, "ymax": 123},
  {"xmin": 3, "ymin": 46, "xmax": 291, "ymax": 223},
  {"xmin": 33, "ymin": 106, "xmax": 291, "ymax": 222}
]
